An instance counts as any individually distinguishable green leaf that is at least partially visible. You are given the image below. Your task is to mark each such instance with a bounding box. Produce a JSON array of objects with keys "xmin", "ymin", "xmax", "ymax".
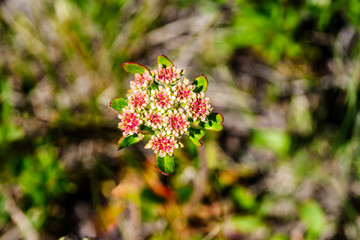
[
  {"xmin": 204, "ymin": 113, "xmax": 224, "ymax": 131},
  {"xmin": 122, "ymin": 62, "xmax": 149, "ymax": 74},
  {"xmin": 269, "ymin": 234, "xmax": 289, "ymax": 240},
  {"xmin": 252, "ymin": 129, "xmax": 291, "ymax": 156},
  {"xmin": 139, "ymin": 125, "xmax": 154, "ymax": 134},
  {"xmin": 155, "ymin": 155, "xmax": 175, "ymax": 176},
  {"xmin": 193, "ymin": 74, "xmax": 208, "ymax": 93},
  {"xmin": 117, "ymin": 134, "xmax": 141, "ymax": 150},
  {"xmin": 157, "ymin": 55, "xmax": 173, "ymax": 68},
  {"xmin": 229, "ymin": 215, "xmax": 265, "ymax": 233},
  {"xmin": 194, "ymin": 119, "xmax": 200, "ymax": 127},
  {"xmin": 109, "ymin": 97, "xmax": 127, "ymax": 112},
  {"xmin": 231, "ymin": 186, "xmax": 256, "ymax": 210},
  {"xmin": 189, "ymin": 127, "xmax": 205, "ymax": 147},
  {"xmin": 178, "ymin": 186, "xmax": 193, "ymax": 203},
  {"xmin": 300, "ymin": 200, "xmax": 326, "ymax": 239},
  {"xmin": 150, "ymin": 80, "xmax": 159, "ymax": 90}
]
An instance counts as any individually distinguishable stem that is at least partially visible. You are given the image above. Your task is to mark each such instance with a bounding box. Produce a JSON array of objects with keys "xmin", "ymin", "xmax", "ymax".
[
  {"xmin": 0, "ymin": 184, "xmax": 40, "ymax": 240},
  {"xmin": 213, "ymin": 169, "xmax": 226, "ymax": 240}
]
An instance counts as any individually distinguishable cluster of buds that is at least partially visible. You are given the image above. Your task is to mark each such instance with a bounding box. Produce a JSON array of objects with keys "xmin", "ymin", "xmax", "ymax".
[
  {"xmin": 151, "ymin": 65, "xmax": 183, "ymax": 85},
  {"xmin": 111, "ymin": 55, "xmax": 223, "ymax": 175}
]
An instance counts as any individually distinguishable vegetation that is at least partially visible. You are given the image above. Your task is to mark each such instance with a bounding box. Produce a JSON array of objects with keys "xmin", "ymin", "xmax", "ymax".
[{"xmin": 0, "ymin": 0, "xmax": 360, "ymax": 239}]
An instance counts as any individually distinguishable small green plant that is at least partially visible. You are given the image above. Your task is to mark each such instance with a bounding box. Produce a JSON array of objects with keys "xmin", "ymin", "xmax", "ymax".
[{"xmin": 110, "ymin": 55, "xmax": 223, "ymax": 175}]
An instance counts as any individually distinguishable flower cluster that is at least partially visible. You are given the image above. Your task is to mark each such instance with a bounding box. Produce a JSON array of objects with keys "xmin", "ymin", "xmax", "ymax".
[
  {"xmin": 151, "ymin": 65, "xmax": 183, "ymax": 85},
  {"xmin": 116, "ymin": 59, "xmax": 213, "ymax": 158}
]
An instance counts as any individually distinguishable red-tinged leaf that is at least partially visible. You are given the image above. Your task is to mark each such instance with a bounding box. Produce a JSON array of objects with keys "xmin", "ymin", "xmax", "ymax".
[
  {"xmin": 117, "ymin": 134, "xmax": 141, "ymax": 150},
  {"xmin": 122, "ymin": 62, "xmax": 149, "ymax": 74},
  {"xmin": 189, "ymin": 127, "xmax": 206, "ymax": 147},
  {"xmin": 157, "ymin": 55, "xmax": 173, "ymax": 68},
  {"xmin": 193, "ymin": 74, "xmax": 208, "ymax": 93},
  {"xmin": 204, "ymin": 113, "xmax": 224, "ymax": 131},
  {"xmin": 155, "ymin": 155, "xmax": 175, "ymax": 176},
  {"xmin": 109, "ymin": 97, "xmax": 127, "ymax": 112}
]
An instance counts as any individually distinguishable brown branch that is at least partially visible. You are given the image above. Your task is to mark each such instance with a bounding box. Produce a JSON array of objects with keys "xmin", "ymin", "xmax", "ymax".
[{"xmin": 0, "ymin": 185, "xmax": 40, "ymax": 240}]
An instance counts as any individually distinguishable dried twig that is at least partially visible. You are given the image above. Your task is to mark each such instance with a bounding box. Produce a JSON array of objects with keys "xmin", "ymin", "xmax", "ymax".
[{"xmin": 0, "ymin": 185, "xmax": 40, "ymax": 240}]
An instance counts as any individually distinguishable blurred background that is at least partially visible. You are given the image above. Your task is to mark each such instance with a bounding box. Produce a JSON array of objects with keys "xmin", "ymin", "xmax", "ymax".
[{"xmin": 0, "ymin": 0, "xmax": 360, "ymax": 239}]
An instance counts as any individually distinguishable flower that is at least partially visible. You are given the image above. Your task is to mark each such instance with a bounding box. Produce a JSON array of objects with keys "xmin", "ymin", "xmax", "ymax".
[
  {"xmin": 149, "ymin": 86, "xmax": 173, "ymax": 110},
  {"xmin": 152, "ymin": 65, "xmax": 183, "ymax": 85},
  {"xmin": 187, "ymin": 92, "xmax": 212, "ymax": 122},
  {"xmin": 173, "ymin": 78, "xmax": 195, "ymax": 104},
  {"xmin": 164, "ymin": 109, "xmax": 189, "ymax": 137},
  {"xmin": 118, "ymin": 108, "xmax": 143, "ymax": 136},
  {"xmin": 145, "ymin": 134, "xmax": 179, "ymax": 157},
  {"xmin": 144, "ymin": 110, "xmax": 163, "ymax": 131},
  {"xmin": 114, "ymin": 57, "xmax": 217, "ymax": 160},
  {"xmin": 127, "ymin": 89, "xmax": 148, "ymax": 111},
  {"xmin": 130, "ymin": 71, "xmax": 152, "ymax": 90}
]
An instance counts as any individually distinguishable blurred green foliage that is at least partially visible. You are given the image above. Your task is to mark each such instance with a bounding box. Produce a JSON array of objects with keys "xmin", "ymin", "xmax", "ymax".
[
  {"xmin": 300, "ymin": 200, "xmax": 326, "ymax": 240},
  {"xmin": 0, "ymin": 0, "xmax": 360, "ymax": 239}
]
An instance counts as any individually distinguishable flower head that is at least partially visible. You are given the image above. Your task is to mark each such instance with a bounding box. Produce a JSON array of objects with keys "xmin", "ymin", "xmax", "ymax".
[
  {"xmin": 152, "ymin": 65, "xmax": 183, "ymax": 85},
  {"xmin": 118, "ymin": 108, "xmax": 142, "ymax": 136},
  {"xmin": 145, "ymin": 134, "xmax": 179, "ymax": 157},
  {"xmin": 188, "ymin": 92, "xmax": 212, "ymax": 122},
  {"xmin": 174, "ymin": 78, "xmax": 195, "ymax": 104},
  {"xmin": 127, "ymin": 89, "xmax": 148, "ymax": 111},
  {"xmin": 112, "ymin": 56, "xmax": 221, "ymax": 169},
  {"xmin": 130, "ymin": 71, "xmax": 152, "ymax": 90},
  {"xmin": 149, "ymin": 86, "xmax": 173, "ymax": 110},
  {"xmin": 164, "ymin": 109, "xmax": 189, "ymax": 137},
  {"xmin": 144, "ymin": 110, "xmax": 163, "ymax": 131}
]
